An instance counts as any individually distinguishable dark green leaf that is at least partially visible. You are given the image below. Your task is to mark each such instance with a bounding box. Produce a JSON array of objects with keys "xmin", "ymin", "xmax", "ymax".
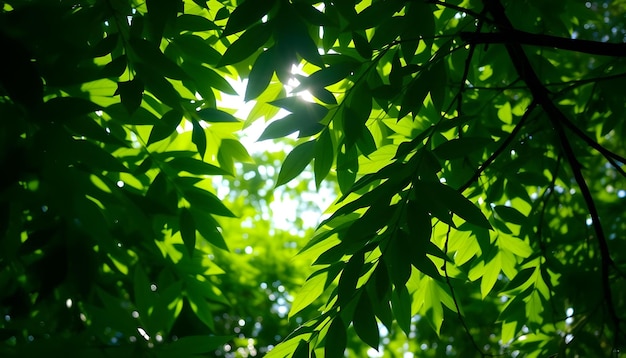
[
  {"xmin": 433, "ymin": 137, "xmax": 493, "ymax": 160},
  {"xmin": 174, "ymin": 14, "xmax": 219, "ymax": 32},
  {"xmin": 197, "ymin": 108, "xmax": 239, "ymax": 123},
  {"xmin": 222, "ymin": 0, "xmax": 276, "ymax": 36},
  {"xmin": 179, "ymin": 208, "xmax": 196, "ymax": 255},
  {"xmin": 398, "ymin": 69, "xmax": 431, "ymax": 119},
  {"xmin": 352, "ymin": 292, "xmax": 380, "ymax": 350},
  {"xmin": 215, "ymin": 7, "xmax": 229, "ymax": 21},
  {"xmin": 135, "ymin": 63, "xmax": 182, "ymax": 108},
  {"xmin": 183, "ymin": 64, "xmax": 238, "ymax": 95},
  {"xmin": 314, "ymin": 129, "xmax": 333, "ymax": 188},
  {"xmin": 116, "ymin": 78, "xmax": 144, "ymax": 114},
  {"xmin": 174, "ymin": 34, "xmax": 222, "ymax": 66},
  {"xmin": 276, "ymin": 141, "xmax": 315, "ymax": 187},
  {"xmin": 417, "ymin": 180, "xmax": 492, "ymax": 229},
  {"xmin": 293, "ymin": 2, "xmax": 333, "ymax": 26},
  {"xmin": 338, "ymin": 251, "xmax": 364, "ymax": 305},
  {"xmin": 258, "ymin": 117, "xmax": 302, "ymax": 141},
  {"xmin": 391, "ymin": 286, "xmax": 412, "ymax": 336},
  {"xmin": 100, "ymin": 54, "xmax": 128, "ymax": 78},
  {"xmin": 292, "ymin": 340, "xmax": 309, "ymax": 358},
  {"xmin": 43, "ymin": 97, "xmax": 101, "ymax": 121},
  {"xmin": 352, "ymin": 0, "xmax": 404, "ymax": 30},
  {"xmin": 91, "ymin": 34, "xmax": 119, "ymax": 57},
  {"xmin": 148, "ymin": 109, "xmax": 183, "ymax": 145},
  {"xmin": 337, "ymin": 144, "xmax": 358, "ymax": 193},
  {"xmin": 146, "ymin": 0, "xmax": 179, "ymax": 40},
  {"xmin": 191, "ymin": 209, "xmax": 229, "ymax": 251},
  {"xmin": 325, "ymin": 317, "xmax": 347, "ymax": 357},
  {"xmin": 352, "ymin": 31, "xmax": 372, "ymax": 59},
  {"xmin": 73, "ymin": 140, "xmax": 128, "ymax": 172},
  {"xmin": 183, "ymin": 186, "xmax": 236, "ymax": 218},
  {"xmin": 245, "ymin": 48, "xmax": 275, "ymax": 101},
  {"xmin": 191, "ymin": 119, "xmax": 207, "ymax": 158},
  {"xmin": 130, "ymin": 37, "xmax": 188, "ymax": 80},
  {"xmin": 494, "ymin": 205, "xmax": 527, "ymax": 225},
  {"xmin": 167, "ymin": 157, "xmax": 231, "ymax": 176},
  {"xmin": 218, "ymin": 23, "xmax": 272, "ymax": 66}
]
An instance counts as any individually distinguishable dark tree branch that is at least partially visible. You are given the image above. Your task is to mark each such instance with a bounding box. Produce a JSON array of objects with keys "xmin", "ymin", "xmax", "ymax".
[
  {"xmin": 460, "ymin": 30, "xmax": 626, "ymax": 57},
  {"xmin": 481, "ymin": 0, "xmax": 621, "ymax": 344}
]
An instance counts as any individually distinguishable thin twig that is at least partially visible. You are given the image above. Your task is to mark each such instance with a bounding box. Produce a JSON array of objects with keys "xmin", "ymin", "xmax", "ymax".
[{"xmin": 458, "ymin": 101, "xmax": 537, "ymax": 193}]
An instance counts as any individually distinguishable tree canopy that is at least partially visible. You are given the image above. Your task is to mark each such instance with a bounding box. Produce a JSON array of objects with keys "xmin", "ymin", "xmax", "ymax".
[{"xmin": 1, "ymin": 0, "xmax": 625, "ymax": 356}]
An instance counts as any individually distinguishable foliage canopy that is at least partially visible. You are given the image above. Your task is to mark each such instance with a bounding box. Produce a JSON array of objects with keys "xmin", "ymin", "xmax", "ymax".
[{"xmin": 1, "ymin": 0, "xmax": 626, "ymax": 356}]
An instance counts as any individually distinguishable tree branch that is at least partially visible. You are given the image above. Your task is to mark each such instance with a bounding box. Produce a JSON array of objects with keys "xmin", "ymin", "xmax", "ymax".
[
  {"xmin": 460, "ymin": 30, "xmax": 626, "ymax": 57},
  {"xmin": 481, "ymin": 0, "xmax": 622, "ymax": 345}
]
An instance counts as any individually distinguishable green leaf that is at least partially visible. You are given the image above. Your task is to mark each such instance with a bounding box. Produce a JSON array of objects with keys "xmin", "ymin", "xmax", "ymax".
[
  {"xmin": 494, "ymin": 205, "xmax": 527, "ymax": 225},
  {"xmin": 148, "ymin": 109, "xmax": 183, "ymax": 145},
  {"xmin": 352, "ymin": 0, "xmax": 404, "ymax": 30},
  {"xmin": 135, "ymin": 63, "xmax": 182, "ymax": 108},
  {"xmin": 191, "ymin": 119, "xmax": 207, "ymax": 158},
  {"xmin": 338, "ymin": 251, "xmax": 364, "ymax": 305},
  {"xmin": 352, "ymin": 292, "xmax": 380, "ymax": 350},
  {"xmin": 258, "ymin": 117, "xmax": 301, "ymax": 141},
  {"xmin": 101, "ymin": 54, "xmax": 127, "ymax": 78},
  {"xmin": 146, "ymin": 0, "xmax": 179, "ymax": 40},
  {"xmin": 289, "ymin": 271, "xmax": 327, "ymax": 318},
  {"xmin": 398, "ymin": 68, "xmax": 431, "ymax": 119},
  {"xmin": 245, "ymin": 48, "xmax": 275, "ymax": 101},
  {"xmin": 314, "ymin": 129, "xmax": 334, "ymax": 188},
  {"xmin": 292, "ymin": 340, "xmax": 309, "ymax": 358},
  {"xmin": 191, "ymin": 209, "xmax": 229, "ymax": 251},
  {"xmin": 174, "ymin": 34, "xmax": 222, "ymax": 66},
  {"xmin": 42, "ymin": 97, "xmax": 101, "ymax": 121},
  {"xmin": 222, "ymin": 0, "xmax": 276, "ymax": 36},
  {"xmin": 218, "ymin": 23, "xmax": 272, "ymax": 66},
  {"xmin": 391, "ymin": 286, "xmax": 412, "ymax": 336},
  {"xmin": 133, "ymin": 265, "xmax": 152, "ymax": 317},
  {"xmin": 167, "ymin": 157, "xmax": 231, "ymax": 176},
  {"xmin": 480, "ymin": 253, "xmax": 501, "ymax": 298},
  {"xmin": 433, "ymin": 137, "xmax": 494, "ymax": 160},
  {"xmin": 183, "ymin": 64, "xmax": 238, "ymax": 95},
  {"xmin": 218, "ymin": 138, "xmax": 253, "ymax": 174},
  {"xmin": 325, "ymin": 317, "xmax": 347, "ymax": 357},
  {"xmin": 73, "ymin": 140, "xmax": 128, "ymax": 172},
  {"xmin": 276, "ymin": 141, "xmax": 315, "ymax": 187},
  {"xmin": 416, "ymin": 180, "xmax": 492, "ymax": 229},
  {"xmin": 179, "ymin": 208, "xmax": 196, "ymax": 255},
  {"xmin": 116, "ymin": 78, "xmax": 144, "ymax": 114},
  {"xmin": 352, "ymin": 31, "xmax": 372, "ymax": 59},
  {"xmin": 182, "ymin": 186, "xmax": 236, "ymax": 218},
  {"xmin": 130, "ymin": 37, "xmax": 188, "ymax": 80},
  {"xmin": 337, "ymin": 144, "xmax": 358, "ymax": 193},
  {"xmin": 174, "ymin": 14, "xmax": 219, "ymax": 32},
  {"xmin": 197, "ymin": 108, "xmax": 239, "ymax": 123}
]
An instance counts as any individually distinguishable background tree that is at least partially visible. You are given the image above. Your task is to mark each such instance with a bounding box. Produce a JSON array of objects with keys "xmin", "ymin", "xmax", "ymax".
[{"xmin": 1, "ymin": 0, "xmax": 625, "ymax": 357}]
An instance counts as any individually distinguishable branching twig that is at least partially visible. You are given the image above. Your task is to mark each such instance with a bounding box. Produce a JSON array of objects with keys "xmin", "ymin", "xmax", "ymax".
[{"xmin": 458, "ymin": 101, "xmax": 537, "ymax": 192}]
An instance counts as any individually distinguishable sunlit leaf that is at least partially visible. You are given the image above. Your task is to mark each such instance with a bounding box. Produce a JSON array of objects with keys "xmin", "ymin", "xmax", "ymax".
[{"xmin": 276, "ymin": 140, "xmax": 315, "ymax": 187}]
